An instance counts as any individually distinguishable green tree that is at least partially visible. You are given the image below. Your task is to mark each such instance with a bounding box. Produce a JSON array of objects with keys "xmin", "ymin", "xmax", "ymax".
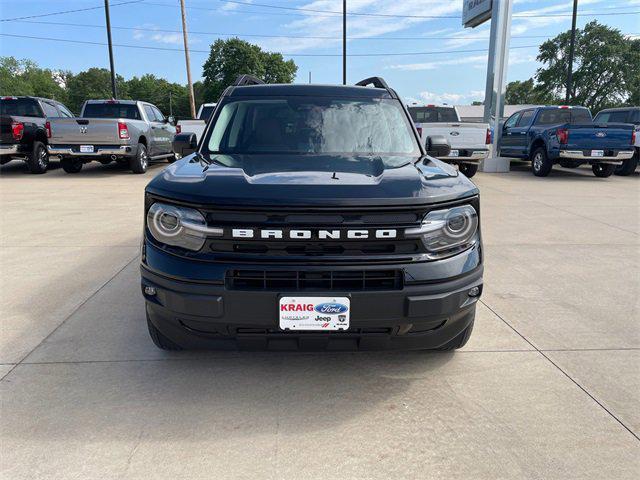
[
  {"xmin": 0, "ymin": 57, "xmax": 68, "ymax": 103},
  {"xmin": 202, "ymin": 38, "xmax": 297, "ymax": 104},
  {"xmin": 66, "ymin": 68, "xmax": 129, "ymax": 112},
  {"xmin": 534, "ymin": 21, "xmax": 638, "ymax": 111},
  {"xmin": 505, "ymin": 79, "xmax": 553, "ymax": 105}
]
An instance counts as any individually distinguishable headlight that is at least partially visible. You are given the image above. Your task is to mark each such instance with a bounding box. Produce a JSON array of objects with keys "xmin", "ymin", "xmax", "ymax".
[
  {"xmin": 146, "ymin": 202, "xmax": 221, "ymax": 251},
  {"xmin": 406, "ymin": 204, "xmax": 478, "ymax": 256}
]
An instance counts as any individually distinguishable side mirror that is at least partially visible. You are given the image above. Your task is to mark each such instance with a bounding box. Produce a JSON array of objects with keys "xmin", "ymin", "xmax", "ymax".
[
  {"xmin": 172, "ymin": 133, "xmax": 197, "ymax": 157},
  {"xmin": 166, "ymin": 115, "xmax": 175, "ymax": 125},
  {"xmin": 425, "ymin": 135, "xmax": 451, "ymax": 158}
]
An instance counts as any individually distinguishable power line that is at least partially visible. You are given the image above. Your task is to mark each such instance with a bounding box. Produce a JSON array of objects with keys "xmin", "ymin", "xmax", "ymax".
[
  {"xmin": 6, "ymin": 19, "xmax": 638, "ymax": 42},
  {"xmin": 0, "ymin": 0, "xmax": 143, "ymax": 22},
  {"xmin": 140, "ymin": 1, "xmax": 639, "ymax": 20},
  {"xmin": 0, "ymin": 32, "xmax": 541, "ymax": 57}
]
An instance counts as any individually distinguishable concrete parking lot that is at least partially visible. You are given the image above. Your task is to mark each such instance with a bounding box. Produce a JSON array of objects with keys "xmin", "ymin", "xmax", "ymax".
[{"xmin": 1, "ymin": 160, "xmax": 638, "ymax": 479}]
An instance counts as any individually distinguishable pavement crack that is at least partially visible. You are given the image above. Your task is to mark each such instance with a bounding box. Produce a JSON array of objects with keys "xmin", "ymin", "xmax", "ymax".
[{"xmin": 480, "ymin": 298, "xmax": 640, "ymax": 442}]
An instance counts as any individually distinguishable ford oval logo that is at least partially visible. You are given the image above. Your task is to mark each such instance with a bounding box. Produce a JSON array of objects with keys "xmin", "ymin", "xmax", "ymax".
[
  {"xmin": 450, "ymin": 131, "xmax": 460, "ymax": 136},
  {"xmin": 596, "ymin": 132, "xmax": 606, "ymax": 138},
  {"xmin": 314, "ymin": 303, "xmax": 348, "ymax": 315}
]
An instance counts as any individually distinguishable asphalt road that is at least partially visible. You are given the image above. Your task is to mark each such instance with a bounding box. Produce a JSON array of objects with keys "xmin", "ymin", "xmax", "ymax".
[{"xmin": 1, "ymin": 159, "xmax": 638, "ymax": 480}]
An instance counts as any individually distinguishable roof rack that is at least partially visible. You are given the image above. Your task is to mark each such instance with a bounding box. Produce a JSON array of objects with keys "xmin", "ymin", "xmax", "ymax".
[
  {"xmin": 233, "ymin": 74, "xmax": 265, "ymax": 87},
  {"xmin": 355, "ymin": 77, "xmax": 390, "ymax": 90}
]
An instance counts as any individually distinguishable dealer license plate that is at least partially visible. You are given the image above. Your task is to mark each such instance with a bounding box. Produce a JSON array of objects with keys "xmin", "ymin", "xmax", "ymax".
[
  {"xmin": 591, "ymin": 150, "xmax": 604, "ymax": 157},
  {"xmin": 279, "ymin": 296, "xmax": 350, "ymax": 331},
  {"xmin": 80, "ymin": 145, "xmax": 94, "ymax": 153},
  {"xmin": 449, "ymin": 149, "xmax": 459, "ymax": 157}
]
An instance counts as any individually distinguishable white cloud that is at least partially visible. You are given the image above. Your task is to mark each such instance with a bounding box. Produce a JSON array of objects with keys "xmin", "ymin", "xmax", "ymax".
[
  {"xmin": 150, "ymin": 33, "xmax": 184, "ymax": 45},
  {"xmin": 414, "ymin": 90, "xmax": 485, "ymax": 105},
  {"xmin": 132, "ymin": 24, "xmax": 198, "ymax": 46}
]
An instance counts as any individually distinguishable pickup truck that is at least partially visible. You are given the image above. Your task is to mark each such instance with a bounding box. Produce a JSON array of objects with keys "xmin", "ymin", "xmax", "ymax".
[
  {"xmin": 499, "ymin": 105, "xmax": 636, "ymax": 177},
  {"xmin": 593, "ymin": 107, "xmax": 639, "ymax": 176},
  {"xmin": 408, "ymin": 105, "xmax": 490, "ymax": 178},
  {"xmin": 176, "ymin": 103, "xmax": 217, "ymax": 145},
  {"xmin": 47, "ymin": 99, "xmax": 177, "ymax": 174},
  {"xmin": 0, "ymin": 96, "xmax": 75, "ymax": 173}
]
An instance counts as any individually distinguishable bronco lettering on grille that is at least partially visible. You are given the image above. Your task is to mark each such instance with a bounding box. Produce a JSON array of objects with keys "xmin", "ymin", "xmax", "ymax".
[{"xmin": 230, "ymin": 229, "xmax": 397, "ymax": 240}]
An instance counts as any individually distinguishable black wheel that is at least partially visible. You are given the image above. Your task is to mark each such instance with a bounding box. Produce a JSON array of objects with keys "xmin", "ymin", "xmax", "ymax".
[
  {"xmin": 530, "ymin": 147, "xmax": 552, "ymax": 177},
  {"xmin": 458, "ymin": 163, "xmax": 478, "ymax": 178},
  {"xmin": 61, "ymin": 158, "xmax": 83, "ymax": 173},
  {"xmin": 615, "ymin": 151, "xmax": 638, "ymax": 176},
  {"xmin": 27, "ymin": 140, "xmax": 49, "ymax": 174},
  {"xmin": 130, "ymin": 143, "xmax": 148, "ymax": 174},
  {"xmin": 592, "ymin": 163, "xmax": 615, "ymax": 178},
  {"xmin": 147, "ymin": 314, "xmax": 183, "ymax": 351},
  {"xmin": 436, "ymin": 320, "xmax": 474, "ymax": 351}
]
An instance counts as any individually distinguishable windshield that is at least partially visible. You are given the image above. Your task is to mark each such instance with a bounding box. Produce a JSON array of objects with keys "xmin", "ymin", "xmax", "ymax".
[
  {"xmin": 205, "ymin": 97, "xmax": 420, "ymax": 156},
  {"xmin": 82, "ymin": 103, "xmax": 141, "ymax": 119}
]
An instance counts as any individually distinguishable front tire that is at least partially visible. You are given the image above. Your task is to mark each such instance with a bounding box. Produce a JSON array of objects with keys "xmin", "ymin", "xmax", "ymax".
[
  {"xmin": 436, "ymin": 320, "xmax": 474, "ymax": 351},
  {"xmin": 27, "ymin": 140, "xmax": 49, "ymax": 174},
  {"xmin": 130, "ymin": 143, "xmax": 148, "ymax": 174},
  {"xmin": 615, "ymin": 151, "xmax": 638, "ymax": 176},
  {"xmin": 147, "ymin": 314, "xmax": 183, "ymax": 351},
  {"xmin": 458, "ymin": 163, "xmax": 478, "ymax": 178},
  {"xmin": 61, "ymin": 158, "xmax": 83, "ymax": 173},
  {"xmin": 592, "ymin": 163, "xmax": 615, "ymax": 178},
  {"xmin": 531, "ymin": 147, "xmax": 552, "ymax": 177}
]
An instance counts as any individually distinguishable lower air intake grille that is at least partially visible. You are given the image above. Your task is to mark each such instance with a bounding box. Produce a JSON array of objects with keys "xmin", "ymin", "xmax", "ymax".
[{"xmin": 226, "ymin": 269, "xmax": 403, "ymax": 291}]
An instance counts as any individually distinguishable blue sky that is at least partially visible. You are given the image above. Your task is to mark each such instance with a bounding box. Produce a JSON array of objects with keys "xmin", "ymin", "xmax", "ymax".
[{"xmin": 1, "ymin": 0, "xmax": 638, "ymax": 104}]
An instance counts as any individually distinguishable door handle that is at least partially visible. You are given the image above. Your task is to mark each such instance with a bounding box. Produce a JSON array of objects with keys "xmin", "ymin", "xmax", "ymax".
[
  {"xmin": 506, "ymin": 132, "xmax": 512, "ymax": 135},
  {"xmin": 520, "ymin": 132, "xmax": 526, "ymax": 135}
]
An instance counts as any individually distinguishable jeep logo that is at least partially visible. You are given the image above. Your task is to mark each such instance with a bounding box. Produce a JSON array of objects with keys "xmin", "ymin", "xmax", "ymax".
[{"xmin": 231, "ymin": 228, "xmax": 397, "ymax": 240}]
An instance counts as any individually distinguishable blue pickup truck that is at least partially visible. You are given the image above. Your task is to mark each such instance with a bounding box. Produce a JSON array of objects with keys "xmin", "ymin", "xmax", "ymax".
[{"xmin": 498, "ymin": 106, "xmax": 636, "ymax": 177}]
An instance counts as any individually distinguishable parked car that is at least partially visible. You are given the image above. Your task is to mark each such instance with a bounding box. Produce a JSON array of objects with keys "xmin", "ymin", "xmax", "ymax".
[
  {"xmin": 498, "ymin": 106, "xmax": 636, "ymax": 177},
  {"xmin": 593, "ymin": 107, "xmax": 639, "ymax": 176},
  {"xmin": 176, "ymin": 103, "xmax": 217, "ymax": 144},
  {"xmin": 142, "ymin": 75, "xmax": 482, "ymax": 351},
  {"xmin": 0, "ymin": 96, "xmax": 74, "ymax": 173},
  {"xmin": 47, "ymin": 99, "xmax": 177, "ymax": 174},
  {"xmin": 408, "ymin": 105, "xmax": 490, "ymax": 178}
]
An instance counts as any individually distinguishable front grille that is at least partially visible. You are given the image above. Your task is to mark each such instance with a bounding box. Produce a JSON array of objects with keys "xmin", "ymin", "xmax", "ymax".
[
  {"xmin": 208, "ymin": 239, "xmax": 422, "ymax": 256},
  {"xmin": 226, "ymin": 269, "xmax": 403, "ymax": 291}
]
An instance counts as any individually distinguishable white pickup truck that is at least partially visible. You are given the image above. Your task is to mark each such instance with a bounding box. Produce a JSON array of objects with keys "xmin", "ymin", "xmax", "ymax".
[
  {"xmin": 408, "ymin": 105, "xmax": 491, "ymax": 178},
  {"xmin": 176, "ymin": 103, "xmax": 216, "ymax": 144}
]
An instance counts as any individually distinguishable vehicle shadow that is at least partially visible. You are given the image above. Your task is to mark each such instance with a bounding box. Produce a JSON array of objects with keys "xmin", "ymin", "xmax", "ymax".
[{"xmin": 0, "ymin": 159, "xmax": 167, "ymax": 177}]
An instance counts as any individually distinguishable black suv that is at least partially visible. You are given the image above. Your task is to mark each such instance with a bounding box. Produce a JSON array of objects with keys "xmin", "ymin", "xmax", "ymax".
[
  {"xmin": 0, "ymin": 96, "xmax": 75, "ymax": 173},
  {"xmin": 141, "ymin": 76, "xmax": 483, "ymax": 351}
]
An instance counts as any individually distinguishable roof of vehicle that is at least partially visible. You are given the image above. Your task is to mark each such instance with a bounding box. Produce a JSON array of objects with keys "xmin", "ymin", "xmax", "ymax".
[
  {"xmin": 596, "ymin": 106, "xmax": 639, "ymax": 113},
  {"xmin": 84, "ymin": 99, "xmax": 140, "ymax": 105},
  {"xmin": 535, "ymin": 105, "xmax": 590, "ymax": 110},
  {"xmin": 226, "ymin": 83, "xmax": 394, "ymax": 99},
  {"xmin": 1, "ymin": 95, "xmax": 63, "ymax": 103}
]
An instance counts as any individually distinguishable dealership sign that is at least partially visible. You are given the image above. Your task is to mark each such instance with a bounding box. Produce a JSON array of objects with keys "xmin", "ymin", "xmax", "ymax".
[{"xmin": 463, "ymin": 0, "xmax": 492, "ymax": 28}]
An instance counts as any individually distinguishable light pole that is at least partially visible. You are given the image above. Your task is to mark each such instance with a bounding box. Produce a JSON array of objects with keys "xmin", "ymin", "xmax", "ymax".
[
  {"xmin": 566, "ymin": 0, "xmax": 579, "ymax": 102},
  {"xmin": 342, "ymin": 0, "xmax": 346, "ymax": 85},
  {"xmin": 104, "ymin": 0, "xmax": 117, "ymax": 98},
  {"xmin": 179, "ymin": 0, "xmax": 197, "ymax": 119}
]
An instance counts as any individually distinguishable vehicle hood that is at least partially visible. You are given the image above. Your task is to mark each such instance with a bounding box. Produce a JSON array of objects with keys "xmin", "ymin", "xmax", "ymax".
[{"xmin": 146, "ymin": 153, "xmax": 478, "ymax": 207}]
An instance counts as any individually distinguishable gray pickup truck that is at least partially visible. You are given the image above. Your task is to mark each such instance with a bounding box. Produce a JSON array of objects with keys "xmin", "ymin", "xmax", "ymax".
[{"xmin": 47, "ymin": 100, "xmax": 177, "ymax": 174}]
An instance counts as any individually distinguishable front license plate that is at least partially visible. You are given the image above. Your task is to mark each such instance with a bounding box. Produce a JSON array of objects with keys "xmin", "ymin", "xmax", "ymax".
[
  {"xmin": 80, "ymin": 145, "xmax": 94, "ymax": 153},
  {"xmin": 591, "ymin": 150, "xmax": 604, "ymax": 157},
  {"xmin": 449, "ymin": 149, "xmax": 459, "ymax": 157},
  {"xmin": 279, "ymin": 296, "xmax": 350, "ymax": 331}
]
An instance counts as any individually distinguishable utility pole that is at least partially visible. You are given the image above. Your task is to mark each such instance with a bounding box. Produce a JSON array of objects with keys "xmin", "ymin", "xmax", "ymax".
[
  {"xmin": 104, "ymin": 0, "xmax": 117, "ymax": 99},
  {"xmin": 179, "ymin": 0, "xmax": 197, "ymax": 119},
  {"xmin": 342, "ymin": 0, "xmax": 346, "ymax": 85},
  {"xmin": 565, "ymin": 0, "xmax": 579, "ymax": 102}
]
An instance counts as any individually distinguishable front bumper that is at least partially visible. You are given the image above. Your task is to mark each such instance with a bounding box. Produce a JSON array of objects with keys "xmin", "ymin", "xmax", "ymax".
[
  {"xmin": 47, "ymin": 145, "xmax": 135, "ymax": 158},
  {"xmin": 141, "ymin": 241, "xmax": 483, "ymax": 351},
  {"xmin": 558, "ymin": 149, "xmax": 633, "ymax": 164},
  {"xmin": 438, "ymin": 149, "xmax": 490, "ymax": 164}
]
